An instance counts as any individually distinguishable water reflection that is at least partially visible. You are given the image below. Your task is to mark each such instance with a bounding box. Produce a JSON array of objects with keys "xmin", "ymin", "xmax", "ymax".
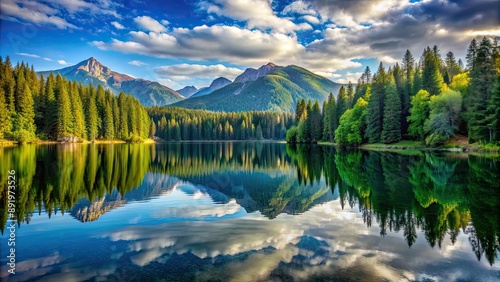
[{"xmin": 0, "ymin": 143, "xmax": 499, "ymax": 281}]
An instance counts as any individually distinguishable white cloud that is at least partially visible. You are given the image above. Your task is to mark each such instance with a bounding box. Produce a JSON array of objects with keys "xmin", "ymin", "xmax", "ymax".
[
  {"xmin": 16, "ymin": 52, "xmax": 40, "ymax": 58},
  {"xmin": 154, "ymin": 64, "xmax": 242, "ymax": 80},
  {"xmin": 199, "ymin": 0, "xmax": 310, "ymax": 33},
  {"xmin": 303, "ymin": 15, "xmax": 321, "ymax": 25},
  {"xmin": 282, "ymin": 1, "xmax": 317, "ymax": 16},
  {"xmin": 111, "ymin": 21, "xmax": 125, "ymax": 30},
  {"xmin": 0, "ymin": 0, "xmax": 78, "ymax": 29},
  {"xmin": 57, "ymin": 59, "xmax": 69, "ymax": 65},
  {"xmin": 379, "ymin": 55, "xmax": 399, "ymax": 64},
  {"xmin": 51, "ymin": 0, "xmax": 119, "ymax": 17},
  {"xmin": 43, "ymin": 57, "xmax": 53, "ymax": 61},
  {"xmin": 93, "ymin": 25, "xmax": 305, "ymax": 67},
  {"xmin": 128, "ymin": 60, "xmax": 147, "ymax": 66},
  {"xmin": 315, "ymin": 71, "xmax": 342, "ymax": 79},
  {"xmin": 134, "ymin": 16, "xmax": 167, "ymax": 33},
  {"xmin": 161, "ymin": 20, "xmax": 170, "ymax": 26},
  {"xmin": 335, "ymin": 72, "xmax": 363, "ymax": 84}
]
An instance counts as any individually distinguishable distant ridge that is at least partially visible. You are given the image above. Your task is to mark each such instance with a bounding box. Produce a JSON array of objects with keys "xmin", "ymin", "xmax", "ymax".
[
  {"xmin": 190, "ymin": 77, "xmax": 232, "ymax": 98},
  {"xmin": 176, "ymin": 86, "xmax": 198, "ymax": 98}
]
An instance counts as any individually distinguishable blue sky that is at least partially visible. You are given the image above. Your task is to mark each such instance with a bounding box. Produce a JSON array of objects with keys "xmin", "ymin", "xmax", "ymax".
[{"xmin": 0, "ymin": 0, "xmax": 498, "ymax": 89}]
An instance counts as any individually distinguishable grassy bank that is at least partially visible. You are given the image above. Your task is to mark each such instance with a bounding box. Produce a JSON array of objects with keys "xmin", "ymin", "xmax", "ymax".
[{"xmin": 320, "ymin": 136, "xmax": 500, "ymax": 153}]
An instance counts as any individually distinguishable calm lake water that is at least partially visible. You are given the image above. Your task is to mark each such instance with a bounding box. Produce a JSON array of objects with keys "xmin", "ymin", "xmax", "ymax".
[{"xmin": 0, "ymin": 143, "xmax": 499, "ymax": 281}]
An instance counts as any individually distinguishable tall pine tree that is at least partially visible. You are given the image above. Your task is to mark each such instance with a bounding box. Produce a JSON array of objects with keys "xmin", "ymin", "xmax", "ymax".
[
  {"xmin": 381, "ymin": 75, "xmax": 402, "ymax": 143},
  {"xmin": 365, "ymin": 62, "xmax": 387, "ymax": 143}
]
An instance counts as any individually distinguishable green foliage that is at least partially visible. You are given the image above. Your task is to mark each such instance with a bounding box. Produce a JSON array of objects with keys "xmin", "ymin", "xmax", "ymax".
[
  {"xmin": 286, "ymin": 125, "xmax": 298, "ymax": 143},
  {"xmin": 0, "ymin": 87, "xmax": 11, "ymax": 139},
  {"xmin": 149, "ymin": 106, "xmax": 293, "ymax": 141},
  {"xmin": 382, "ymin": 75, "xmax": 402, "ymax": 143},
  {"xmin": 12, "ymin": 72, "xmax": 36, "ymax": 141},
  {"xmin": 449, "ymin": 72, "xmax": 470, "ymax": 95},
  {"xmin": 425, "ymin": 90, "xmax": 462, "ymax": 145},
  {"xmin": 309, "ymin": 100, "xmax": 323, "ymax": 142},
  {"xmin": 467, "ymin": 37, "xmax": 496, "ymax": 142},
  {"xmin": 0, "ymin": 57, "xmax": 150, "ymax": 143},
  {"xmin": 365, "ymin": 62, "xmax": 386, "ymax": 143},
  {"xmin": 408, "ymin": 90, "xmax": 431, "ymax": 140},
  {"xmin": 421, "ymin": 46, "xmax": 444, "ymax": 96},
  {"xmin": 335, "ymin": 98, "xmax": 368, "ymax": 146}
]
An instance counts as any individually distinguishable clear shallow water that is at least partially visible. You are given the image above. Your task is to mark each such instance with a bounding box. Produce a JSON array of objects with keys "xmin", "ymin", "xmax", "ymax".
[{"xmin": 0, "ymin": 143, "xmax": 499, "ymax": 281}]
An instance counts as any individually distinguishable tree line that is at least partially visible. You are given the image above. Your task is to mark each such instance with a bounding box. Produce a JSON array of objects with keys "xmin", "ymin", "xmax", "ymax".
[
  {"xmin": 0, "ymin": 57, "xmax": 151, "ymax": 143},
  {"xmin": 287, "ymin": 37, "xmax": 500, "ymax": 146},
  {"xmin": 148, "ymin": 106, "xmax": 294, "ymax": 141}
]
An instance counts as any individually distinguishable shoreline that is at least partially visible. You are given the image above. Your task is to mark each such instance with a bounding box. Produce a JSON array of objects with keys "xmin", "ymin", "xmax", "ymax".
[
  {"xmin": 2, "ymin": 138, "xmax": 498, "ymax": 154},
  {"xmin": 0, "ymin": 138, "xmax": 156, "ymax": 146}
]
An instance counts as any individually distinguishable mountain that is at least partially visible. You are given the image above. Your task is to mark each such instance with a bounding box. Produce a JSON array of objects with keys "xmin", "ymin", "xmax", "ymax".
[
  {"xmin": 176, "ymin": 86, "xmax": 198, "ymax": 98},
  {"xmin": 172, "ymin": 64, "xmax": 342, "ymax": 112},
  {"xmin": 190, "ymin": 77, "xmax": 232, "ymax": 98},
  {"xmin": 234, "ymin": 62, "xmax": 276, "ymax": 83},
  {"xmin": 38, "ymin": 57, "xmax": 184, "ymax": 106}
]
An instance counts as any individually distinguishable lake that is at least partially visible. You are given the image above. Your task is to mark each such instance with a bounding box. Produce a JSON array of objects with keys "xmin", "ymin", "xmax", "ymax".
[{"xmin": 0, "ymin": 143, "xmax": 499, "ymax": 281}]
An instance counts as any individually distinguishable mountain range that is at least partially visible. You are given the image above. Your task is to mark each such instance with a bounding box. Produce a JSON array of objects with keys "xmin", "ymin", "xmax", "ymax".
[
  {"xmin": 173, "ymin": 63, "xmax": 342, "ymax": 112},
  {"xmin": 39, "ymin": 58, "xmax": 342, "ymax": 112},
  {"xmin": 39, "ymin": 58, "xmax": 184, "ymax": 106},
  {"xmin": 176, "ymin": 86, "xmax": 198, "ymax": 98},
  {"xmin": 190, "ymin": 77, "xmax": 232, "ymax": 98}
]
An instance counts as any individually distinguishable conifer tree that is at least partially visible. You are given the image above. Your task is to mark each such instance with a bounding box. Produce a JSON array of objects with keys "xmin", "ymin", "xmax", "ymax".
[
  {"xmin": 466, "ymin": 38, "xmax": 478, "ymax": 70},
  {"xmin": 14, "ymin": 71, "xmax": 36, "ymax": 141},
  {"xmin": 70, "ymin": 81, "xmax": 86, "ymax": 139},
  {"xmin": 103, "ymin": 101, "xmax": 114, "ymax": 140},
  {"xmin": 486, "ymin": 74, "xmax": 500, "ymax": 141},
  {"xmin": 421, "ymin": 47, "xmax": 444, "ymax": 96},
  {"xmin": 381, "ymin": 75, "xmax": 402, "ymax": 143},
  {"xmin": 295, "ymin": 99, "xmax": 306, "ymax": 123},
  {"xmin": 85, "ymin": 94, "xmax": 99, "ymax": 141},
  {"xmin": 0, "ymin": 87, "xmax": 11, "ymax": 139},
  {"xmin": 347, "ymin": 81, "xmax": 354, "ymax": 107},
  {"xmin": 118, "ymin": 92, "xmax": 129, "ymax": 139},
  {"xmin": 34, "ymin": 74, "xmax": 46, "ymax": 133},
  {"xmin": 365, "ymin": 62, "xmax": 386, "ymax": 143},
  {"xmin": 44, "ymin": 73, "xmax": 57, "ymax": 139},
  {"xmin": 336, "ymin": 86, "xmax": 348, "ymax": 128},
  {"xmin": 2, "ymin": 56, "xmax": 16, "ymax": 114},
  {"xmin": 309, "ymin": 100, "xmax": 323, "ymax": 142},
  {"xmin": 413, "ymin": 64, "xmax": 422, "ymax": 95},
  {"xmin": 54, "ymin": 74, "xmax": 72, "ymax": 138},
  {"xmin": 402, "ymin": 50, "xmax": 415, "ymax": 97},
  {"xmin": 468, "ymin": 37, "xmax": 495, "ymax": 142}
]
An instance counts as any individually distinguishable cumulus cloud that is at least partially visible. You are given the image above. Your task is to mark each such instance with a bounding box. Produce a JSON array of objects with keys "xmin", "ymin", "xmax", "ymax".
[
  {"xmin": 51, "ymin": 0, "xmax": 120, "ymax": 17},
  {"xmin": 134, "ymin": 16, "xmax": 168, "ymax": 33},
  {"xmin": 335, "ymin": 72, "xmax": 363, "ymax": 84},
  {"xmin": 128, "ymin": 60, "xmax": 147, "ymax": 66},
  {"xmin": 93, "ymin": 25, "xmax": 304, "ymax": 66},
  {"xmin": 111, "ymin": 21, "xmax": 125, "ymax": 30},
  {"xmin": 0, "ymin": 0, "xmax": 78, "ymax": 29},
  {"xmin": 94, "ymin": 0, "xmax": 498, "ymax": 86},
  {"xmin": 1, "ymin": 0, "xmax": 121, "ymax": 29},
  {"xmin": 154, "ymin": 64, "xmax": 242, "ymax": 80},
  {"xmin": 199, "ymin": 0, "xmax": 311, "ymax": 33},
  {"xmin": 282, "ymin": 0, "xmax": 317, "ymax": 16}
]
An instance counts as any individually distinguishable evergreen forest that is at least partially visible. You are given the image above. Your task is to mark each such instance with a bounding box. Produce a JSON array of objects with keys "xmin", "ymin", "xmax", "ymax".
[{"xmin": 287, "ymin": 37, "xmax": 500, "ymax": 147}]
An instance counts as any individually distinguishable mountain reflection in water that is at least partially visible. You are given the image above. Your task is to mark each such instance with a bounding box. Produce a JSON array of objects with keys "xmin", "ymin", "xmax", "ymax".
[{"xmin": 0, "ymin": 143, "xmax": 498, "ymax": 281}]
